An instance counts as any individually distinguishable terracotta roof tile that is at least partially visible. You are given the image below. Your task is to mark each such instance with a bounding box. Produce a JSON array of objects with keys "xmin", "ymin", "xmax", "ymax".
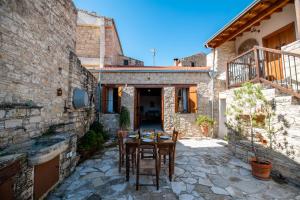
[{"xmin": 99, "ymin": 65, "xmax": 211, "ymax": 72}]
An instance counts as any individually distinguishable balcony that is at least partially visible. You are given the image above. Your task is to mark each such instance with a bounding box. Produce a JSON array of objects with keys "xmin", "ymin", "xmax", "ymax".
[{"xmin": 227, "ymin": 46, "xmax": 300, "ymax": 98}]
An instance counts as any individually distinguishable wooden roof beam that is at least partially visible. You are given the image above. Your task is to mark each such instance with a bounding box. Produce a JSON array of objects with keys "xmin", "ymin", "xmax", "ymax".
[{"xmin": 225, "ymin": 0, "xmax": 290, "ymax": 43}]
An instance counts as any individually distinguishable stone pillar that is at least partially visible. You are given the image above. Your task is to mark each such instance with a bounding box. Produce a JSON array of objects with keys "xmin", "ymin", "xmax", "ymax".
[
  {"xmin": 163, "ymin": 87, "xmax": 175, "ymax": 132},
  {"xmin": 295, "ymin": 0, "xmax": 300, "ymax": 40},
  {"xmin": 121, "ymin": 86, "xmax": 135, "ymax": 130}
]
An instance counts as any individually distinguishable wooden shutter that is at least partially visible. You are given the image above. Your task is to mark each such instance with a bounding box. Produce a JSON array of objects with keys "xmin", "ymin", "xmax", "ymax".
[
  {"xmin": 188, "ymin": 86, "xmax": 197, "ymax": 113},
  {"xmin": 117, "ymin": 87, "xmax": 122, "ymax": 113},
  {"xmin": 175, "ymin": 88, "xmax": 179, "ymax": 113},
  {"xmin": 101, "ymin": 86, "xmax": 107, "ymax": 113}
]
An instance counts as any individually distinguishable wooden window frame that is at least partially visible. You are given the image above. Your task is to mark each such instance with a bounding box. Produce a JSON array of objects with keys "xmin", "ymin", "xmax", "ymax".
[
  {"xmin": 175, "ymin": 86, "xmax": 198, "ymax": 114},
  {"xmin": 101, "ymin": 86, "xmax": 121, "ymax": 114}
]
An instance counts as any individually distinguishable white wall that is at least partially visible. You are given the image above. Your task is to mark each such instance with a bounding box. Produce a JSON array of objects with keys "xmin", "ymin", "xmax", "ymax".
[
  {"xmin": 77, "ymin": 11, "xmax": 105, "ymax": 27},
  {"xmin": 235, "ymin": 4, "xmax": 298, "ymax": 54}
]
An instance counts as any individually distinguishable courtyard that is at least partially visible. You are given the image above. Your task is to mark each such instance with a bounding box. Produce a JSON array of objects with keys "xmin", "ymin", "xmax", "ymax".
[{"xmin": 48, "ymin": 139, "xmax": 300, "ymax": 200}]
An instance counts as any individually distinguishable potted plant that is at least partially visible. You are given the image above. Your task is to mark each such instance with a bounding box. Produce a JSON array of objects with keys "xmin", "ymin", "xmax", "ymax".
[
  {"xmin": 196, "ymin": 115, "xmax": 215, "ymax": 136},
  {"xmin": 226, "ymin": 82, "xmax": 295, "ymax": 180},
  {"xmin": 119, "ymin": 106, "xmax": 130, "ymax": 130}
]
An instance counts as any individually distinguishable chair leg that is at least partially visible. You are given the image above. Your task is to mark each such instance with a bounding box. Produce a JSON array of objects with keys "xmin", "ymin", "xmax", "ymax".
[
  {"xmin": 131, "ymin": 153, "xmax": 135, "ymax": 174},
  {"xmin": 119, "ymin": 153, "xmax": 121, "ymax": 173},
  {"xmin": 136, "ymin": 155, "xmax": 139, "ymax": 191},
  {"xmin": 158, "ymin": 154, "xmax": 161, "ymax": 174},
  {"xmin": 163, "ymin": 155, "xmax": 166, "ymax": 164},
  {"xmin": 156, "ymin": 157, "xmax": 159, "ymax": 190}
]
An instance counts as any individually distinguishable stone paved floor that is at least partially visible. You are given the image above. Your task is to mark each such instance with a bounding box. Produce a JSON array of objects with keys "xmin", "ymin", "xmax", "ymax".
[{"xmin": 48, "ymin": 139, "xmax": 300, "ymax": 200}]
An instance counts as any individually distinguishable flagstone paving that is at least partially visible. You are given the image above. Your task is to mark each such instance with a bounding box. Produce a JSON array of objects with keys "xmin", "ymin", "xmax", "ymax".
[{"xmin": 48, "ymin": 139, "xmax": 300, "ymax": 200}]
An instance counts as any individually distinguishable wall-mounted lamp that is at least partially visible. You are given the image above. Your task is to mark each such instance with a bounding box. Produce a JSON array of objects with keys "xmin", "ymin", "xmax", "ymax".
[{"xmin": 57, "ymin": 88, "xmax": 62, "ymax": 96}]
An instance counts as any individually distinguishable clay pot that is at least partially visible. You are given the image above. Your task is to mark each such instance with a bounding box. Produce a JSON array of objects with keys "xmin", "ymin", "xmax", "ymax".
[
  {"xmin": 200, "ymin": 124, "xmax": 209, "ymax": 136},
  {"xmin": 250, "ymin": 157, "xmax": 272, "ymax": 180}
]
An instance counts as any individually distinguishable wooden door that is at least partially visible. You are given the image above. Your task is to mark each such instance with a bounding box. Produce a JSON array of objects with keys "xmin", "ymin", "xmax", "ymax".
[
  {"xmin": 263, "ymin": 23, "xmax": 296, "ymax": 80},
  {"xmin": 134, "ymin": 88, "xmax": 140, "ymax": 130},
  {"xmin": 34, "ymin": 155, "xmax": 59, "ymax": 200}
]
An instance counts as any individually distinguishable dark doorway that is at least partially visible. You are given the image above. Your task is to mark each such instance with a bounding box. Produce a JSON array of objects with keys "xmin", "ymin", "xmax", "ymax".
[{"xmin": 135, "ymin": 88, "xmax": 162, "ymax": 130}]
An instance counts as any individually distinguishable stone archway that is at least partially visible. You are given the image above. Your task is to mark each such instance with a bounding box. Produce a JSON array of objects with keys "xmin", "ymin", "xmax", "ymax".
[{"xmin": 238, "ymin": 38, "xmax": 259, "ymax": 54}]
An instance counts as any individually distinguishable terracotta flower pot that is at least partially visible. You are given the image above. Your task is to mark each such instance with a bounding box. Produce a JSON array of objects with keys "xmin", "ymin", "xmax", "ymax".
[
  {"xmin": 250, "ymin": 157, "xmax": 272, "ymax": 180},
  {"xmin": 200, "ymin": 124, "xmax": 209, "ymax": 136}
]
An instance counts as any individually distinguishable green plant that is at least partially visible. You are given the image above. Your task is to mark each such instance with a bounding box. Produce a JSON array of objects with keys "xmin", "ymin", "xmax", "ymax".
[
  {"xmin": 78, "ymin": 130, "xmax": 104, "ymax": 151},
  {"xmin": 226, "ymin": 82, "xmax": 295, "ymax": 161},
  {"xmin": 226, "ymin": 82, "xmax": 267, "ymax": 159},
  {"xmin": 90, "ymin": 121, "xmax": 109, "ymax": 141},
  {"xmin": 119, "ymin": 106, "xmax": 130, "ymax": 130},
  {"xmin": 196, "ymin": 115, "xmax": 215, "ymax": 127}
]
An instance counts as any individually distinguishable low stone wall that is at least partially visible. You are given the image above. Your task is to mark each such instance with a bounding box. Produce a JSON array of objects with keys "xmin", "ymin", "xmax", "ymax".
[
  {"xmin": 174, "ymin": 113, "xmax": 202, "ymax": 137},
  {"xmin": 99, "ymin": 114, "xmax": 119, "ymax": 137},
  {"xmin": 228, "ymin": 132, "xmax": 300, "ymax": 186}
]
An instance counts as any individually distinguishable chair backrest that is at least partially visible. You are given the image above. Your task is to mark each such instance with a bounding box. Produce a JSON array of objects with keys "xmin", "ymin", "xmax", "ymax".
[
  {"xmin": 172, "ymin": 129, "xmax": 179, "ymax": 143},
  {"xmin": 117, "ymin": 130, "xmax": 128, "ymax": 152}
]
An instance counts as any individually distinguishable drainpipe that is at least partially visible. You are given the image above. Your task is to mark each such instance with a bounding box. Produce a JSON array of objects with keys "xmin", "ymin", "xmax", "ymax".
[
  {"xmin": 210, "ymin": 48, "xmax": 216, "ymax": 137},
  {"xmin": 98, "ymin": 69, "xmax": 102, "ymax": 121}
]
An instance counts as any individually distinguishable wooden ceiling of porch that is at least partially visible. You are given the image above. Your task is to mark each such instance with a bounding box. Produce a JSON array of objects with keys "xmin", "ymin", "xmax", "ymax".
[{"xmin": 206, "ymin": 0, "xmax": 293, "ymax": 48}]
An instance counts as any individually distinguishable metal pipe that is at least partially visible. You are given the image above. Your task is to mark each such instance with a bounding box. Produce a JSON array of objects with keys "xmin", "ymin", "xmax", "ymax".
[{"xmin": 211, "ymin": 48, "xmax": 216, "ymax": 137}]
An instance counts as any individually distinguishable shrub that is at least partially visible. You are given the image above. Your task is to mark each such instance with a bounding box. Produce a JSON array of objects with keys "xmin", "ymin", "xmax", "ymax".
[
  {"xmin": 78, "ymin": 130, "xmax": 103, "ymax": 151},
  {"xmin": 90, "ymin": 121, "xmax": 109, "ymax": 141},
  {"xmin": 196, "ymin": 115, "xmax": 215, "ymax": 127}
]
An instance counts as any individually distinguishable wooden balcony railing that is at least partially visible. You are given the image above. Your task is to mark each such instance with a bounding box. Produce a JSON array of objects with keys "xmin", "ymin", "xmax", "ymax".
[{"xmin": 227, "ymin": 46, "xmax": 300, "ymax": 98}]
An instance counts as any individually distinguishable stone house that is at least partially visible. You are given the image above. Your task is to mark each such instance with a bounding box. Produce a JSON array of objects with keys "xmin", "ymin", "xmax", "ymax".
[
  {"xmin": 76, "ymin": 10, "xmax": 144, "ymax": 70},
  {"xmin": 94, "ymin": 66, "xmax": 213, "ymax": 137},
  {"xmin": 204, "ymin": 0, "xmax": 300, "ymax": 186},
  {"xmin": 173, "ymin": 53, "xmax": 207, "ymax": 67}
]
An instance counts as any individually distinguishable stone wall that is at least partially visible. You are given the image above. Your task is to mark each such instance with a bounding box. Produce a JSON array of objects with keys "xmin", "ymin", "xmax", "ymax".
[
  {"xmin": 214, "ymin": 41, "xmax": 236, "ymax": 79},
  {"xmin": 121, "ymin": 86, "xmax": 135, "ymax": 130},
  {"xmin": 99, "ymin": 113, "xmax": 119, "ymax": 136},
  {"xmin": 163, "ymin": 87, "xmax": 175, "ymax": 132},
  {"xmin": 76, "ymin": 25, "xmax": 101, "ymax": 58},
  {"xmin": 0, "ymin": 0, "xmax": 97, "ymax": 148},
  {"xmin": 0, "ymin": 105, "xmax": 42, "ymax": 149},
  {"xmin": 100, "ymin": 71, "xmax": 211, "ymax": 85},
  {"xmin": 176, "ymin": 53, "xmax": 207, "ymax": 67}
]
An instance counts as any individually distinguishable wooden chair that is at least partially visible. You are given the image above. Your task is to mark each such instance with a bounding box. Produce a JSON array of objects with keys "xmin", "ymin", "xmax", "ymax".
[
  {"xmin": 140, "ymin": 129, "xmax": 156, "ymax": 159},
  {"xmin": 117, "ymin": 130, "xmax": 136, "ymax": 173},
  {"xmin": 157, "ymin": 129, "xmax": 179, "ymax": 181},
  {"xmin": 136, "ymin": 140, "xmax": 159, "ymax": 190}
]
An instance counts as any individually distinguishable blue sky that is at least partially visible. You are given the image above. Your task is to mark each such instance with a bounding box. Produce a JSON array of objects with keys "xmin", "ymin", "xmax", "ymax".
[{"xmin": 73, "ymin": 0, "xmax": 253, "ymax": 66}]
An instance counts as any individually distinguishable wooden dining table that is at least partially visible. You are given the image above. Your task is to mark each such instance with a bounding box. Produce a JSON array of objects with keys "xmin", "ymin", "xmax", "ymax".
[{"xmin": 125, "ymin": 137, "xmax": 175, "ymax": 181}]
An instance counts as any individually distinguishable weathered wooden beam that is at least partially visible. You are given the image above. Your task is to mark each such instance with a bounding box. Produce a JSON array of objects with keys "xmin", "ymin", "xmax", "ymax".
[{"xmin": 225, "ymin": 0, "xmax": 290, "ymax": 42}]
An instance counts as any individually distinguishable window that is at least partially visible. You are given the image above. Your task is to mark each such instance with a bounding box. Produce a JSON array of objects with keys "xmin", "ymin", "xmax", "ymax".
[
  {"xmin": 124, "ymin": 59, "xmax": 129, "ymax": 66},
  {"xmin": 175, "ymin": 87, "xmax": 197, "ymax": 113},
  {"xmin": 191, "ymin": 62, "xmax": 195, "ymax": 67},
  {"xmin": 101, "ymin": 87, "xmax": 122, "ymax": 113}
]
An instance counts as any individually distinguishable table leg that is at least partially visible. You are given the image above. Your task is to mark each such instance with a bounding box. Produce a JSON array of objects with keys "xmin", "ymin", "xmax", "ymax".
[
  {"xmin": 169, "ymin": 146, "xmax": 172, "ymax": 181},
  {"xmin": 126, "ymin": 144, "xmax": 130, "ymax": 181}
]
